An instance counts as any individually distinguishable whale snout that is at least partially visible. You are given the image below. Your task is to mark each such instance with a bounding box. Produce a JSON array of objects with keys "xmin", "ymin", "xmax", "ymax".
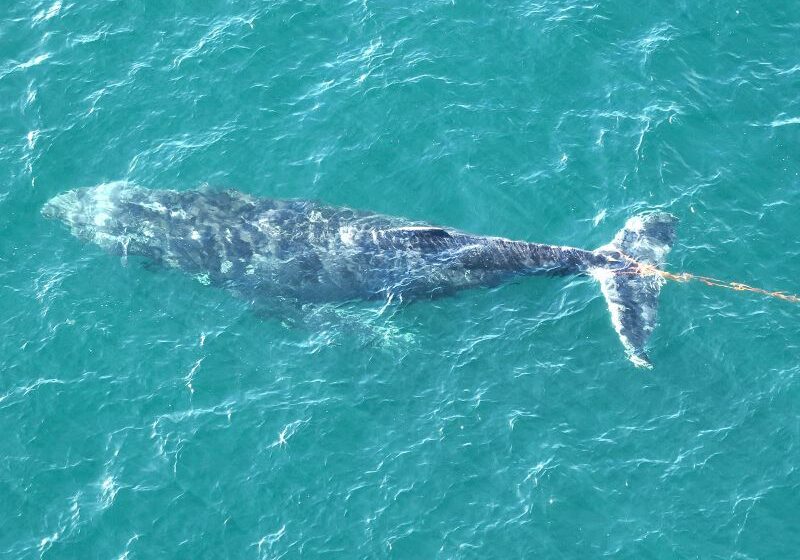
[{"xmin": 42, "ymin": 189, "xmax": 86, "ymax": 222}]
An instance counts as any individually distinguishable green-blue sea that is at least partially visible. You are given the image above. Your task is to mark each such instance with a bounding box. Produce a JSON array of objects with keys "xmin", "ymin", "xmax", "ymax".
[{"xmin": 2, "ymin": 1, "xmax": 800, "ymax": 558}]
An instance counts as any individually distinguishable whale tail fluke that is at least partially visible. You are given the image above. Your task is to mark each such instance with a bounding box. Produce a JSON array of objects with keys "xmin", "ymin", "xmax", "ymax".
[{"xmin": 593, "ymin": 212, "xmax": 678, "ymax": 368}]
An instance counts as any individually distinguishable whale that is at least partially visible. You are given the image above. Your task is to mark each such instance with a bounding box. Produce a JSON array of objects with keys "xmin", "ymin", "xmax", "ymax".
[{"xmin": 42, "ymin": 183, "xmax": 677, "ymax": 367}]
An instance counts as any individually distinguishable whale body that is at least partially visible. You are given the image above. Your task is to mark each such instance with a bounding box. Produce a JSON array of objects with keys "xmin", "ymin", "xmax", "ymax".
[{"xmin": 42, "ymin": 183, "xmax": 677, "ymax": 367}]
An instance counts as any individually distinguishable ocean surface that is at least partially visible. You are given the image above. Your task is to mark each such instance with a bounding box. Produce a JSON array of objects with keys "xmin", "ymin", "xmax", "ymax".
[{"xmin": 2, "ymin": 1, "xmax": 799, "ymax": 558}]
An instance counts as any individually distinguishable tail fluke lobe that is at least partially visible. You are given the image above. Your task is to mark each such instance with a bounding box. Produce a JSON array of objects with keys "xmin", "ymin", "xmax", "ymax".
[
  {"xmin": 593, "ymin": 212, "xmax": 678, "ymax": 368},
  {"xmin": 598, "ymin": 212, "xmax": 677, "ymax": 267}
]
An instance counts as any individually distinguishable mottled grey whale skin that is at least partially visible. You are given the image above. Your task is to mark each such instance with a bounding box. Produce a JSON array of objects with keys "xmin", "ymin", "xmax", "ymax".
[{"xmin": 42, "ymin": 183, "xmax": 677, "ymax": 367}]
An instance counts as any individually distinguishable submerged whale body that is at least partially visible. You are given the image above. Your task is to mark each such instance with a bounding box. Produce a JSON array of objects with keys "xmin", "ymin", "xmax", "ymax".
[{"xmin": 42, "ymin": 183, "xmax": 677, "ymax": 367}]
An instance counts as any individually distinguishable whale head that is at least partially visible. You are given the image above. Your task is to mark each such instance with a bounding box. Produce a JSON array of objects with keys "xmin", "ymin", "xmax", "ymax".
[
  {"xmin": 42, "ymin": 187, "xmax": 94, "ymax": 230},
  {"xmin": 42, "ymin": 182, "xmax": 170, "ymax": 259}
]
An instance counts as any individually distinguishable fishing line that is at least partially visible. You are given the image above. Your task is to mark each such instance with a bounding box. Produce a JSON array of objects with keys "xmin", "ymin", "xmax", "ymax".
[{"xmin": 620, "ymin": 257, "xmax": 800, "ymax": 304}]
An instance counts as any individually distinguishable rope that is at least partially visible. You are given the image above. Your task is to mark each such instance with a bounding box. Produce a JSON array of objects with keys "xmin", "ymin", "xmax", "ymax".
[{"xmin": 617, "ymin": 255, "xmax": 800, "ymax": 304}]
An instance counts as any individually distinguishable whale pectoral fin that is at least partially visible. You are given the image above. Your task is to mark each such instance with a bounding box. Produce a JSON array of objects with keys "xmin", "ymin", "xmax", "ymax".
[
  {"xmin": 250, "ymin": 297, "xmax": 307, "ymax": 328},
  {"xmin": 138, "ymin": 248, "xmax": 165, "ymax": 272},
  {"xmin": 141, "ymin": 259, "xmax": 163, "ymax": 272}
]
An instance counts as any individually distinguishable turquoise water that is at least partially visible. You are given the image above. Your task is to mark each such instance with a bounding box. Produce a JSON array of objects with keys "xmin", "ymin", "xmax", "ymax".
[{"xmin": 2, "ymin": 1, "xmax": 800, "ymax": 557}]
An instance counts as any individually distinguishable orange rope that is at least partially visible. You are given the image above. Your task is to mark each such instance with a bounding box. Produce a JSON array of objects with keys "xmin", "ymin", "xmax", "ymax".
[{"xmin": 619, "ymin": 257, "xmax": 800, "ymax": 304}]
